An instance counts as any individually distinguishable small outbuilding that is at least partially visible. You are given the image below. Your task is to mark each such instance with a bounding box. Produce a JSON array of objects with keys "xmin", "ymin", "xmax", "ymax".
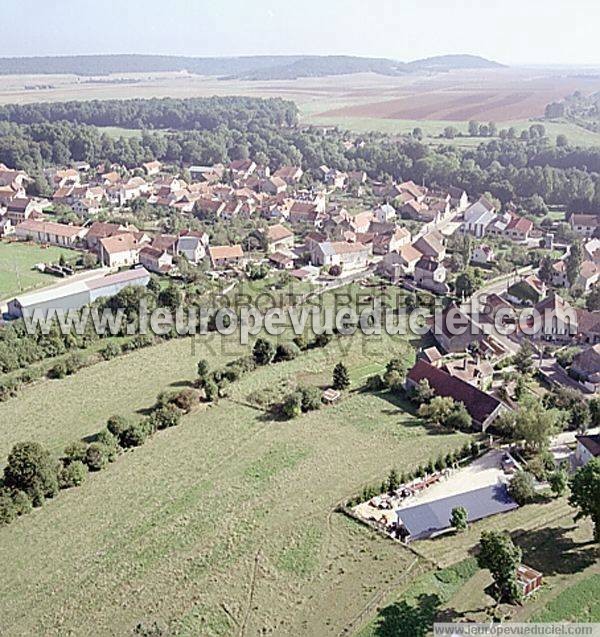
[
  {"xmin": 322, "ymin": 388, "xmax": 341, "ymax": 404},
  {"xmin": 517, "ymin": 564, "xmax": 543, "ymax": 597}
]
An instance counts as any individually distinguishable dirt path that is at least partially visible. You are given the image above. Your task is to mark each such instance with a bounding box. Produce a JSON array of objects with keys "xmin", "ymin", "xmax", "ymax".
[
  {"xmin": 239, "ymin": 547, "xmax": 263, "ymax": 637},
  {"xmin": 337, "ymin": 556, "xmax": 421, "ymax": 636}
]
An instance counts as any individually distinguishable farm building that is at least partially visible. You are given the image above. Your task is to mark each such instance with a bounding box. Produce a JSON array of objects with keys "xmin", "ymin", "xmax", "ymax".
[
  {"xmin": 406, "ymin": 360, "xmax": 505, "ymax": 430},
  {"xmin": 517, "ymin": 565, "xmax": 543, "ymax": 597},
  {"xmin": 7, "ymin": 267, "xmax": 150, "ymax": 319},
  {"xmin": 395, "ymin": 484, "xmax": 518, "ymax": 542}
]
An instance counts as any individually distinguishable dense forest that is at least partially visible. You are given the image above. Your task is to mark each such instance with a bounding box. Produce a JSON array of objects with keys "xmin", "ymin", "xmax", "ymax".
[
  {"xmin": 0, "ymin": 54, "xmax": 501, "ymax": 79},
  {"xmin": 0, "ymin": 96, "xmax": 599, "ymax": 212},
  {"xmin": 0, "ymin": 96, "xmax": 298, "ymax": 130}
]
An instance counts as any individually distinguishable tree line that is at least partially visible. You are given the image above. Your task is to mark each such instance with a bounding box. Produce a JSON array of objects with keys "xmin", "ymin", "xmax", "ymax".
[{"xmin": 0, "ymin": 96, "xmax": 599, "ymax": 212}]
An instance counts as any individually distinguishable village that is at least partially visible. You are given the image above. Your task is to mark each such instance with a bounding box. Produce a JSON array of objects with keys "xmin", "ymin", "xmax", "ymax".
[{"xmin": 1, "ymin": 149, "xmax": 600, "ymax": 622}]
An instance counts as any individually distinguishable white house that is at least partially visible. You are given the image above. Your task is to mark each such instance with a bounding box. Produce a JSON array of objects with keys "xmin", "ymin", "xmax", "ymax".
[
  {"xmin": 374, "ymin": 204, "xmax": 396, "ymax": 223},
  {"xmin": 461, "ymin": 196, "xmax": 496, "ymax": 238},
  {"xmin": 471, "ymin": 244, "xmax": 495, "ymax": 265},
  {"xmin": 15, "ymin": 219, "xmax": 87, "ymax": 247},
  {"xmin": 176, "ymin": 233, "xmax": 208, "ymax": 264},
  {"xmin": 99, "ymin": 233, "xmax": 141, "ymax": 268},
  {"xmin": 310, "ymin": 241, "xmax": 369, "ymax": 270},
  {"xmin": 414, "ymin": 257, "xmax": 449, "ymax": 294}
]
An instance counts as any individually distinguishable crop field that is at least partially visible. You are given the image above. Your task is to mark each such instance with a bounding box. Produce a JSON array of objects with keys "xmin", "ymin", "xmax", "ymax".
[
  {"xmin": 0, "ymin": 308, "xmax": 474, "ymax": 635},
  {"xmin": 0, "ymin": 241, "xmax": 78, "ymax": 301},
  {"xmin": 2, "ymin": 68, "xmax": 600, "ymax": 137}
]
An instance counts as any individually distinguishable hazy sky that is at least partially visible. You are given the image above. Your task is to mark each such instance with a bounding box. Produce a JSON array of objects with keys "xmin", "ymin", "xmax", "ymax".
[{"xmin": 5, "ymin": 0, "xmax": 600, "ymax": 65}]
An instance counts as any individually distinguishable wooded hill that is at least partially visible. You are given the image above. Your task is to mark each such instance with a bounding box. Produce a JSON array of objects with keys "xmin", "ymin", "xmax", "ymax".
[{"xmin": 0, "ymin": 53, "xmax": 504, "ymax": 79}]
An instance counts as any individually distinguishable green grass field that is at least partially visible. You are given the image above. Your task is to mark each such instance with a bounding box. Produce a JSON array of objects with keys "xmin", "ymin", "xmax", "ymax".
[
  {"xmin": 300, "ymin": 108, "xmax": 600, "ymax": 148},
  {"xmin": 0, "ymin": 321, "xmax": 472, "ymax": 635},
  {"xmin": 533, "ymin": 574, "xmax": 600, "ymax": 622},
  {"xmin": 0, "ymin": 241, "xmax": 78, "ymax": 300}
]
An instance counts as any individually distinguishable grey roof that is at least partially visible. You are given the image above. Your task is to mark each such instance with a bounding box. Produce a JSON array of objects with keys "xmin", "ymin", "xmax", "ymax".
[
  {"xmin": 397, "ymin": 483, "xmax": 518, "ymax": 540},
  {"xmin": 317, "ymin": 242, "xmax": 336, "ymax": 257},
  {"xmin": 177, "ymin": 235, "xmax": 202, "ymax": 249},
  {"xmin": 12, "ymin": 267, "xmax": 150, "ymax": 307},
  {"xmin": 85, "ymin": 267, "xmax": 150, "ymax": 291},
  {"xmin": 464, "ymin": 201, "xmax": 496, "ymax": 226}
]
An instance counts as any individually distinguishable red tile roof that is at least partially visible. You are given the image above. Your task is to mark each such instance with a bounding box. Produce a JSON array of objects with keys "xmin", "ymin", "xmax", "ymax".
[{"xmin": 407, "ymin": 360, "xmax": 502, "ymax": 426}]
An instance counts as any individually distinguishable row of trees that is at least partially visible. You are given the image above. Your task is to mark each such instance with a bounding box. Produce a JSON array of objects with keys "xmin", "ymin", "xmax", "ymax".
[{"xmin": 0, "ymin": 391, "xmax": 188, "ymax": 527}]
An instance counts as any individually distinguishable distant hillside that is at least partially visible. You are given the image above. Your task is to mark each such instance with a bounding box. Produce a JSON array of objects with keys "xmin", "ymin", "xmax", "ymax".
[
  {"xmin": 224, "ymin": 56, "xmax": 411, "ymax": 80},
  {"xmin": 408, "ymin": 54, "xmax": 506, "ymax": 71},
  {"xmin": 0, "ymin": 53, "xmax": 504, "ymax": 80}
]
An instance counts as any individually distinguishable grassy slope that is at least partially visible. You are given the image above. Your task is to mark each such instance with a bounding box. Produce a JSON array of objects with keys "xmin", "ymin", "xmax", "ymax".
[
  {"xmin": 0, "ymin": 241, "xmax": 78, "ymax": 299},
  {"xmin": 0, "ymin": 325, "xmax": 469, "ymax": 635},
  {"xmin": 533, "ymin": 574, "xmax": 600, "ymax": 622}
]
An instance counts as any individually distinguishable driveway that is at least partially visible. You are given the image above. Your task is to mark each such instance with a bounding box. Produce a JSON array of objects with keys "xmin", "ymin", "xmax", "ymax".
[{"xmin": 396, "ymin": 449, "xmax": 507, "ymax": 508}]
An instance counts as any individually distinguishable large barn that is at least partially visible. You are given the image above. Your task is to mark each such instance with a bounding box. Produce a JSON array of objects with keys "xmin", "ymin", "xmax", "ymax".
[
  {"xmin": 396, "ymin": 483, "xmax": 518, "ymax": 542},
  {"xmin": 7, "ymin": 267, "xmax": 150, "ymax": 319}
]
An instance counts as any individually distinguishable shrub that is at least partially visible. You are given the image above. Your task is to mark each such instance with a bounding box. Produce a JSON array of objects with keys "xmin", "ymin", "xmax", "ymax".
[
  {"xmin": 3, "ymin": 441, "xmax": 59, "ymax": 501},
  {"xmin": 18, "ymin": 367, "xmax": 42, "ymax": 385},
  {"xmin": 100, "ymin": 342, "xmax": 122, "ymax": 360},
  {"xmin": 197, "ymin": 358, "xmax": 210, "ymax": 382},
  {"xmin": 64, "ymin": 352, "xmax": 85, "ymax": 375},
  {"xmin": 171, "ymin": 389, "xmax": 198, "ymax": 413},
  {"xmin": 95, "ymin": 429, "xmax": 121, "ymax": 460},
  {"xmin": 0, "ymin": 378, "xmax": 19, "ymax": 401},
  {"xmin": 293, "ymin": 334, "xmax": 310, "ymax": 351},
  {"xmin": 450, "ymin": 506, "xmax": 469, "ymax": 531},
  {"xmin": 282, "ymin": 392, "xmax": 302, "ymax": 419},
  {"xmin": 299, "ymin": 386, "xmax": 321, "ymax": 412},
  {"xmin": 314, "ymin": 333, "xmax": 332, "ymax": 348},
  {"xmin": 332, "ymin": 362, "xmax": 350, "ymax": 390},
  {"xmin": 445, "ymin": 404, "xmax": 473, "ymax": 431},
  {"xmin": 274, "ymin": 342, "xmax": 300, "ymax": 362},
  {"xmin": 549, "ymin": 468, "xmax": 568, "ymax": 496},
  {"xmin": 47, "ymin": 360, "xmax": 68, "ymax": 379},
  {"xmin": 0, "ymin": 493, "xmax": 16, "ymax": 526},
  {"xmin": 107, "ymin": 415, "xmax": 129, "ymax": 439},
  {"xmin": 365, "ymin": 374, "xmax": 384, "ymax": 391},
  {"xmin": 387, "ymin": 469, "xmax": 400, "ymax": 492},
  {"xmin": 120, "ymin": 422, "xmax": 151, "ymax": 448},
  {"xmin": 229, "ymin": 355, "xmax": 256, "ymax": 374},
  {"xmin": 508, "ymin": 470, "xmax": 536, "ymax": 505},
  {"xmin": 63, "ymin": 440, "xmax": 88, "ymax": 464},
  {"xmin": 84, "ymin": 443, "xmax": 110, "ymax": 471},
  {"xmin": 130, "ymin": 334, "xmax": 154, "ymax": 349},
  {"xmin": 11, "ymin": 490, "xmax": 32, "ymax": 516},
  {"xmin": 58, "ymin": 460, "xmax": 88, "ymax": 489},
  {"xmin": 150, "ymin": 404, "xmax": 182, "ymax": 430},
  {"xmin": 203, "ymin": 379, "xmax": 218, "ymax": 402},
  {"xmin": 252, "ymin": 338, "xmax": 276, "ymax": 365}
]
